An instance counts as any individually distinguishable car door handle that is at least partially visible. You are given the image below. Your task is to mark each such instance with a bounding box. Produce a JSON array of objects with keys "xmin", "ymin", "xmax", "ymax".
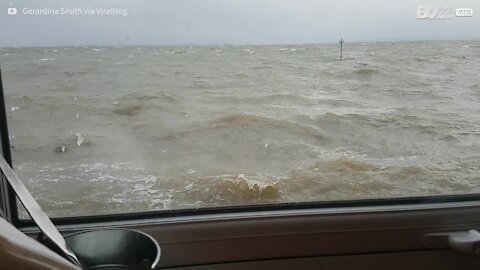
[{"xmin": 422, "ymin": 229, "xmax": 480, "ymax": 256}]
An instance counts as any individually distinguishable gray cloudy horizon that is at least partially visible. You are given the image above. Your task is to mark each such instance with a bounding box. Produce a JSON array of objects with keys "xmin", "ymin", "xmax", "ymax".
[{"xmin": 1, "ymin": 0, "xmax": 479, "ymax": 47}]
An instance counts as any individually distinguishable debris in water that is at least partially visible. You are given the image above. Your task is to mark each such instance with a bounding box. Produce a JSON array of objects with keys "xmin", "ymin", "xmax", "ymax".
[
  {"xmin": 75, "ymin": 133, "xmax": 84, "ymax": 147},
  {"xmin": 54, "ymin": 144, "xmax": 67, "ymax": 153},
  {"xmin": 10, "ymin": 106, "xmax": 20, "ymax": 112},
  {"xmin": 187, "ymin": 169, "xmax": 196, "ymax": 174},
  {"xmin": 264, "ymin": 143, "xmax": 269, "ymax": 148},
  {"xmin": 76, "ymin": 114, "xmax": 80, "ymax": 118},
  {"xmin": 73, "ymin": 96, "xmax": 78, "ymax": 101}
]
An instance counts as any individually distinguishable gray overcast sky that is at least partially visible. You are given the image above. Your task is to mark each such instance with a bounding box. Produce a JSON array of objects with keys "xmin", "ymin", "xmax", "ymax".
[{"xmin": 0, "ymin": 0, "xmax": 479, "ymax": 47}]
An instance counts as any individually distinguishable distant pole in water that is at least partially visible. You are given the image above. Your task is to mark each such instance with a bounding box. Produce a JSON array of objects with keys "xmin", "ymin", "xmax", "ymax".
[{"xmin": 339, "ymin": 38, "xmax": 344, "ymax": 61}]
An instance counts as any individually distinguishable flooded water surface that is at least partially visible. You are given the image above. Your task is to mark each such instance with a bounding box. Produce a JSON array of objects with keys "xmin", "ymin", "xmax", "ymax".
[{"xmin": 1, "ymin": 41, "xmax": 480, "ymax": 217}]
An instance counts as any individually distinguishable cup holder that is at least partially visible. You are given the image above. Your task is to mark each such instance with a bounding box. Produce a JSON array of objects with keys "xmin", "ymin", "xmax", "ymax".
[{"xmin": 64, "ymin": 229, "xmax": 160, "ymax": 270}]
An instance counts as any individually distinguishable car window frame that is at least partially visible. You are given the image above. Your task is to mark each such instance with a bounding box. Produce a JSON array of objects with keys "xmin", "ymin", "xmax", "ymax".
[{"xmin": 1, "ymin": 49, "xmax": 480, "ymax": 228}]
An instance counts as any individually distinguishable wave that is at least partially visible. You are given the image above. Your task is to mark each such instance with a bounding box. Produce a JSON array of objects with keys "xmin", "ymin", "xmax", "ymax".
[
  {"xmin": 252, "ymin": 64, "xmax": 274, "ymax": 70},
  {"xmin": 312, "ymin": 112, "xmax": 448, "ymax": 136},
  {"xmin": 15, "ymin": 161, "xmax": 163, "ymax": 217},
  {"xmin": 38, "ymin": 58, "xmax": 56, "ymax": 62},
  {"xmin": 317, "ymin": 98, "xmax": 363, "ymax": 108},
  {"xmin": 159, "ymin": 113, "xmax": 331, "ymax": 145},
  {"xmin": 310, "ymin": 158, "xmax": 379, "ymax": 172},
  {"xmin": 352, "ymin": 68, "xmax": 380, "ymax": 76},
  {"xmin": 226, "ymin": 72, "xmax": 250, "ymax": 78},
  {"xmin": 165, "ymin": 158, "xmax": 480, "ymax": 207},
  {"xmin": 63, "ymin": 71, "xmax": 89, "ymax": 77},
  {"xmin": 211, "ymin": 93, "xmax": 315, "ymax": 106},
  {"xmin": 171, "ymin": 174, "xmax": 281, "ymax": 206},
  {"xmin": 277, "ymin": 158, "xmax": 480, "ymax": 201},
  {"xmin": 188, "ymin": 80, "xmax": 218, "ymax": 89},
  {"xmin": 112, "ymin": 104, "xmax": 143, "ymax": 116},
  {"xmin": 112, "ymin": 93, "xmax": 179, "ymax": 116},
  {"xmin": 15, "ymin": 157, "xmax": 480, "ymax": 216}
]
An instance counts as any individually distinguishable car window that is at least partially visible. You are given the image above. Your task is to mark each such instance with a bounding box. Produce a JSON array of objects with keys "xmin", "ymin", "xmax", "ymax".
[{"xmin": 1, "ymin": 0, "xmax": 479, "ymax": 218}]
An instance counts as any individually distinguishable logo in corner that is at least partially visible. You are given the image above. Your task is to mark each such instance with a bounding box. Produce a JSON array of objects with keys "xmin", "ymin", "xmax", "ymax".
[
  {"xmin": 417, "ymin": 5, "xmax": 454, "ymax": 19},
  {"xmin": 7, "ymin": 7, "xmax": 17, "ymax": 15}
]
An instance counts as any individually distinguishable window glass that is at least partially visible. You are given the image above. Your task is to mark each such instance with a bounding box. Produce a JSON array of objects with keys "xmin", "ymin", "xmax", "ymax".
[{"xmin": 1, "ymin": 0, "xmax": 479, "ymax": 217}]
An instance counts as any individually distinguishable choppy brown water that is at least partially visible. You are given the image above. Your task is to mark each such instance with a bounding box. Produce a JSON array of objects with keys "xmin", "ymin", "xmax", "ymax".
[{"xmin": 1, "ymin": 40, "xmax": 480, "ymax": 217}]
